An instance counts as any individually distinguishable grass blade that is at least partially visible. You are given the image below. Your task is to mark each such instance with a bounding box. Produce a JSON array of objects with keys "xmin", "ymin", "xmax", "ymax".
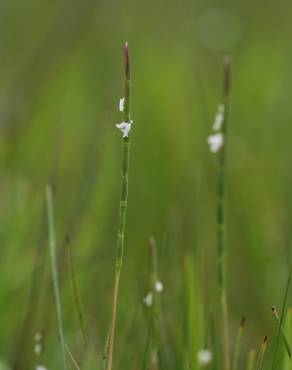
[
  {"xmin": 183, "ymin": 253, "xmax": 202, "ymax": 370},
  {"xmin": 184, "ymin": 349, "xmax": 190, "ymax": 370},
  {"xmin": 102, "ymin": 330, "xmax": 110, "ymax": 370},
  {"xmin": 283, "ymin": 308, "xmax": 292, "ymax": 370},
  {"xmin": 46, "ymin": 185, "xmax": 68, "ymax": 370},
  {"xmin": 231, "ymin": 317, "xmax": 245, "ymax": 370},
  {"xmin": 256, "ymin": 336, "xmax": 268, "ymax": 370},
  {"xmin": 142, "ymin": 318, "xmax": 153, "ymax": 370},
  {"xmin": 65, "ymin": 344, "xmax": 81, "ymax": 370},
  {"xmin": 271, "ymin": 306, "xmax": 291, "ymax": 358},
  {"xmin": 66, "ymin": 236, "xmax": 89, "ymax": 346},
  {"xmin": 149, "ymin": 237, "xmax": 160, "ymax": 370},
  {"xmin": 272, "ymin": 271, "xmax": 291, "ymax": 370},
  {"xmin": 246, "ymin": 349, "xmax": 256, "ymax": 370}
]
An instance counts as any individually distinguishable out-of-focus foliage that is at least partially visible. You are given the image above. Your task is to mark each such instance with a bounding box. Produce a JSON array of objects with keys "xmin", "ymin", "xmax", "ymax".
[{"xmin": 0, "ymin": 0, "xmax": 292, "ymax": 369}]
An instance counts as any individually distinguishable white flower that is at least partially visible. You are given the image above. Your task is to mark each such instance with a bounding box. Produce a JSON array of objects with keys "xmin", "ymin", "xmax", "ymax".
[
  {"xmin": 116, "ymin": 120, "xmax": 132, "ymax": 138},
  {"xmin": 197, "ymin": 349, "xmax": 213, "ymax": 366},
  {"xmin": 34, "ymin": 343, "xmax": 42, "ymax": 355},
  {"xmin": 36, "ymin": 366, "xmax": 47, "ymax": 370},
  {"xmin": 143, "ymin": 292, "xmax": 153, "ymax": 307},
  {"xmin": 207, "ymin": 133, "xmax": 223, "ymax": 153},
  {"xmin": 213, "ymin": 104, "xmax": 225, "ymax": 131},
  {"xmin": 155, "ymin": 281, "xmax": 163, "ymax": 293},
  {"xmin": 119, "ymin": 97, "xmax": 125, "ymax": 112}
]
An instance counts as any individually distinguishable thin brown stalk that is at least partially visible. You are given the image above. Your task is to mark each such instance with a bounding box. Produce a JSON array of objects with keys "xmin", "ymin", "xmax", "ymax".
[
  {"xmin": 231, "ymin": 317, "xmax": 245, "ymax": 370},
  {"xmin": 256, "ymin": 336, "xmax": 268, "ymax": 370},
  {"xmin": 65, "ymin": 344, "xmax": 81, "ymax": 370}
]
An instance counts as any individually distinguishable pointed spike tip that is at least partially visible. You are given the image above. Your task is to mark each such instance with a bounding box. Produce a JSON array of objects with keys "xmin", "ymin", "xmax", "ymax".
[
  {"xmin": 124, "ymin": 42, "xmax": 130, "ymax": 80},
  {"xmin": 240, "ymin": 316, "xmax": 246, "ymax": 328},
  {"xmin": 264, "ymin": 335, "xmax": 268, "ymax": 343}
]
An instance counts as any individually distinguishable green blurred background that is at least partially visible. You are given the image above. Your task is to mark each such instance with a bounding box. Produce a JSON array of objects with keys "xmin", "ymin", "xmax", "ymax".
[{"xmin": 1, "ymin": 0, "xmax": 292, "ymax": 368}]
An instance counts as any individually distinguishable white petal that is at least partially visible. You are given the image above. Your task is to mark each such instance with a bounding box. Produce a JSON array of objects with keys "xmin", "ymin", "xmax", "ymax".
[
  {"xmin": 143, "ymin": 292, "xmax": 153, "ymax": 307},
  {"xmin": 197, "ymin": 349, "xmax": 213, "ymax": 366},
  {"xmin": 119, "ymin": 97, "xmax": 125, "ymax": 112},
  {"xmin": 207, "ymin": 133, "xmax": 223, "ymax": 153},
  {"xmin": 36, "ymin": 366, "xmax": 47, "ymax": 370},
  {"xmin": 213, "ymin": 104, "xmax": 225, "ymax": 131},
  {"xmin": 34, "ymin": 343, "xmax": 42, "ymax": 355},
  {"xmin": 155, "ymin": 281, "xmax": 163, "ymax": 293},
  {"xmin": 116, "ymin": 121, "xmax": 132, "ymax": 137},
  {"xmin": 213, "ymin": 113, "xmax": 224, "ymax": 131}
]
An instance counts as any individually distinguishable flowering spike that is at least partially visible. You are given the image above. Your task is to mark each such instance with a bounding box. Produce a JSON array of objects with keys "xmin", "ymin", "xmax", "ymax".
[{"xmin": 107, "ymin": 43, "xmax": 133, "ymax": 370}]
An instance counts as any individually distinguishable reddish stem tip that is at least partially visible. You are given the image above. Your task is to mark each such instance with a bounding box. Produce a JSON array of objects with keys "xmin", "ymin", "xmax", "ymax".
[
  {"xmin": 124, "ymin": 42, "xmax": 130, "ymax": 80},
  {"xmin": 223, "ymin": 55, "xmax": 232, "ymax": 98}
]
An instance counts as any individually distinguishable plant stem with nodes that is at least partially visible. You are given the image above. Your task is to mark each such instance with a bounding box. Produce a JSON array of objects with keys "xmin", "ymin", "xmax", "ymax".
[
  {"xmin": 106, "ymin": 42, "xmax": 132, "ymax": 370},
  {"xmin": 217, "ymin": 56, "xmax": 231, "ymax": 370},
  {"xmin": 66, "ymin": 236, "xmax": 89, "ymax": 346}
]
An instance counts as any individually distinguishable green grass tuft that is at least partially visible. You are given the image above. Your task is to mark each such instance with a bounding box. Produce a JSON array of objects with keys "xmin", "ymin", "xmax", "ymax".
[{"xmin": 46, "ymin": 185, "xmax": 68, "ymax": 370}]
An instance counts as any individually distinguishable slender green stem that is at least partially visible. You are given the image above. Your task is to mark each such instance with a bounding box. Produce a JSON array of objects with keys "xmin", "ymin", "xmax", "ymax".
[
  {"xmin": 149, "ymin": 237, "xmax": 160, "ymax": 370},
  {"xmin": 66, "ymin": 236, "xmax": 89, "ymax": 346},
  {"xmin": 184, "ymin": 349, "xmax": 190, "ymax": 370},
  {"xmin": 103, "ymin": 330, "xmax": 110, "ymax": 370},
  {"xmin": 231, "ymin": 317, "xmax": 245, "ymax": 370},
  {"xmin": 282, "ymin": 308, "xmax": 292, "ymax": 370},
  {"xmin": 106, "ymin": 42, "xmax": 132, "ymax": 370},
  {"xmin": 271, "ymin": 306, "xmax": 291, "ymax": 358},
  {"xmin": 217, "ymin": 56, "xmax": 231, "ymax": 370},
  {"xmin": 46, "ymin": 185, "xmax": 68, "ymax": 370},
  {"xmin": 272, "ymin": 272, "xmax": 292, "ymax": 369},
  {"xmin": 246, "ymin": 349, "xmax": 256, "ymax": 370}
]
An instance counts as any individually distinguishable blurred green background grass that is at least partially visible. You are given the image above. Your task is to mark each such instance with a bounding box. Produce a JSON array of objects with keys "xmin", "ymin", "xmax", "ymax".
[{"xmin": 1, "ymin": 0, "xmax": 292, "ymax": 368}]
